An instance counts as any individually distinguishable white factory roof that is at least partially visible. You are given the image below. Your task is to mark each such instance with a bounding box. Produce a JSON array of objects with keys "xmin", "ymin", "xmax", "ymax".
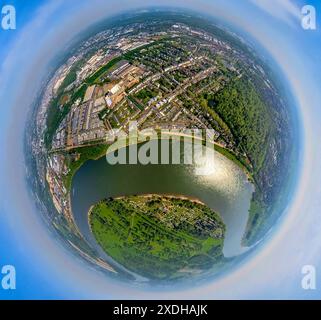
[{"xmin": 110, "ymin": 84, "xmax": 121, "ymax": 95}]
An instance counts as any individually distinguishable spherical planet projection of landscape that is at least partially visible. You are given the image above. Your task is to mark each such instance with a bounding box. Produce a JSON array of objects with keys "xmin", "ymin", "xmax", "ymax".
[{"xmin": 26, "ymin": 10, "xmax": 298, "ymax": 285}]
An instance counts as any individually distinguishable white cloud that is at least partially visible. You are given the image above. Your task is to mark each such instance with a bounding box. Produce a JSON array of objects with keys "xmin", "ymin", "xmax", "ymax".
[{"xmin": 249, "ymin": 0, "xmax": 301, "ymax": 28}]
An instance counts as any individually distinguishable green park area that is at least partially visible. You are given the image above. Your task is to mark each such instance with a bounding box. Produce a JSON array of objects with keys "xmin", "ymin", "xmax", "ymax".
[{"xmin": 89, "ymin": 195, "xmax": 225, "ymax": 280}]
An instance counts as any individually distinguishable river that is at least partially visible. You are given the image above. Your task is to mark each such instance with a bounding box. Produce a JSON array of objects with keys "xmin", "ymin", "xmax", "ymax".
[{"xmin": 71, "ymin": 140, "xmax": 254, "ymax": 262}]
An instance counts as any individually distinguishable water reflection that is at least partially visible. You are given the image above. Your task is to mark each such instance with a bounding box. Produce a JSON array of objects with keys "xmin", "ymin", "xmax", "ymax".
[{"xmin": 71, "ymin": 140, "xmax": 254, "ymax": 264}]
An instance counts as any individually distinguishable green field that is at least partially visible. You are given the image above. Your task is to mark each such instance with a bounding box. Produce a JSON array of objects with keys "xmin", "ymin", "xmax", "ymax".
[
  {"xmin": 85, "ymin": 56, "xmax": 123, "ymax": 85},
  {"xmin": 90, "ymin": 195, "xmax": 225, "ymax": 280}
]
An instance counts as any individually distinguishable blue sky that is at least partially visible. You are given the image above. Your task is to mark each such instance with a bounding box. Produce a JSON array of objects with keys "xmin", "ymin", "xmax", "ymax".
[{"xmin": 1, "ymin": 0, "xmax": 321, "ymax": 299}]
